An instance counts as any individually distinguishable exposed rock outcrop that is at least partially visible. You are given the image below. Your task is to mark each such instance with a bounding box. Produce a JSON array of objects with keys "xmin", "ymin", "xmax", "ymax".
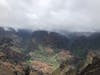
[
  {"xmin": 0, "ymin": 52, "xmax": 25, "ymax": 75},
  {"xmin": 79, "ymin": 51, "xmax": 100, "ymax": 75}
]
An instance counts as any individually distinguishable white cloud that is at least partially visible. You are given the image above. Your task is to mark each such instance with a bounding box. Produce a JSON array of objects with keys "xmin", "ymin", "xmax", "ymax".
[{"xmin": 0, "ymin": 0, "xmax": 100, "ymax": 32}]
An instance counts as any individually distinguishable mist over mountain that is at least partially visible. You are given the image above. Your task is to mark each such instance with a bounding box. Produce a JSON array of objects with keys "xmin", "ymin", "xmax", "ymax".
[
  {"xmin": 0, "ymin": 26, "xmax": 100, "ymax": 54},
  {"xmin": 0, "ymin": 0, "xmax": 100, "ymax": 75}
]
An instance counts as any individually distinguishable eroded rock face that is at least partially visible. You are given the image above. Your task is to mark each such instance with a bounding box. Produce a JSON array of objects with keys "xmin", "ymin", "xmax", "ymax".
[
  {"xmin": 0, "ymin": 51, "xmax": 77, "ymax": 75},
  {"xmin": 30, "ymin": 61, "xmax": 53, "ymax": 75},
  {"xmin": 79, "ymin": 51, "xmax": 100, "ymax": 75},
  {"xmin": 0, "ymin": 52, "xmax": 25, "ymax": 75},
  {"xmin": 0, "ymin": 62, "xmax": 25, "ymax": 75},
  {"xmin": 52, "ymin": 62, "xmax": 76, "ymax": 75},
  {"xmin": 52, "ymin": 51, "xmax": 100, "ymax": 75},
  {"xmin": 52, "ymin": 54, "xmax": 77, "ymax": 75},
  {"xmin": 0, "ymin": 51, "xmax": 100, "ymax": 75},
  {"xmin": 0, "ymin": 52, "xmax": 53, "ymax": 75}
]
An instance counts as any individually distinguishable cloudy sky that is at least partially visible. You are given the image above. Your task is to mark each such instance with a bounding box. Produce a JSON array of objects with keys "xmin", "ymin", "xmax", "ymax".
[{"xmin": 0, "ymin": 0, "xmax": 100, "ymax": 32}]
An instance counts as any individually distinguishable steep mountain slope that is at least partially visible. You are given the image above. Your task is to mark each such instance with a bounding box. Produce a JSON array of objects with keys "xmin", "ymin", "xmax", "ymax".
[
  {"xmin": 0, "ymin": 27, "xmax": 100, "ymax": 75},
  {"xmin": 32, "ymin": 31, "xmax": 69, "ymax": 49},
  {"xmin": 79, "ymin": 51, "xmax": 100, "ymax": 75}
]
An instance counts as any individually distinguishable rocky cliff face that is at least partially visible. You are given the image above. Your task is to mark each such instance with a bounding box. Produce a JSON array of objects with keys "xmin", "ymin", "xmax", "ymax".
[
  {"xmin": 0, "ymin": 52, "xmax": 25, "ymax": 75},
  {"xmin": 0, "ymin": 27, "xmax": 100, "ymax": 75},
  {"xmin": 79, "ymin": 51, "xmax": 100, "ymax": 75},
  {"xmin": 52, "ymin": 51, "xmax": 100, "ymax": 75},
  {"xmin": 0, "ymin": 51, "xmax": 75, "ymax": 75},
  {"xmin": 0, "ymin": 50, "xmax": 100, "ymax": 75}
]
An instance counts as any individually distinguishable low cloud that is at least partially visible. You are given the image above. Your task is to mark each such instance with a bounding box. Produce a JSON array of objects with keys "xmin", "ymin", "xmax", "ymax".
[{"xmin": 0, "ymin": 0, "xmax": 100, "ymax": 32}]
